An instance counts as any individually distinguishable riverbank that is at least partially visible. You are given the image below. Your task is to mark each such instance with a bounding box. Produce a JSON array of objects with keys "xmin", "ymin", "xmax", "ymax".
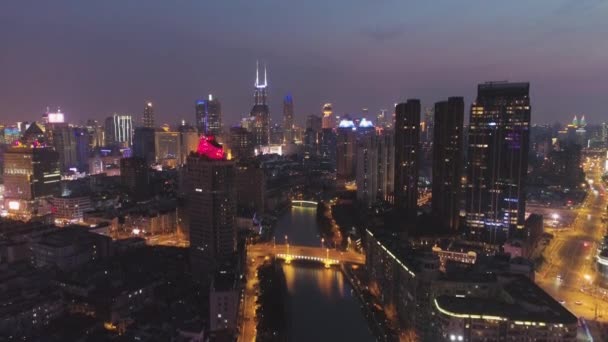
[
  {"xmin": 341, "ymin": 263, "xmax": 400, "ymax": 342},
  {"xmin": 256, "ymin": 259, "xmax": 289, "ymax": 341}
]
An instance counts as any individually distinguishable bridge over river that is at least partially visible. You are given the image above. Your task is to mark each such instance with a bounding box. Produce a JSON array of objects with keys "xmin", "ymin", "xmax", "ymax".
[{"xmin": 247, "ymin": 242, "xmax": 365, "ymax": 267}]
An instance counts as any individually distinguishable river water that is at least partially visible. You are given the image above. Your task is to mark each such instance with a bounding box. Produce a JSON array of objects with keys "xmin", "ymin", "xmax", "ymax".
[{"xmin": 274, "ymin": 206, "xmax": 374, "ymax": 342}]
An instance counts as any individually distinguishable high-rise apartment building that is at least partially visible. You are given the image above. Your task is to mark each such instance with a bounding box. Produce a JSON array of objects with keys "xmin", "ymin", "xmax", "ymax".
[
  {"xmin": 394, "ymin": 100, "xmax": 420, "ymax": 215},
  {"xmin": 432, "ymin": 97, "xmax": 464, "ymax": 232},
  {"xmin": 465, "ymin": 82, "xmax": 531, "ymax": 243},
  {"xmin": 185, "ymin": 136, "xmax": 236, "ymax": 275},
  {"xmin": 143, "ymin": 102, "xmax": 155, "ymax": 128},
  {"xmin": 377, "ymin": 130, "xmax": 395, "ymax": 199},
  {"xmin": 104, "ymin": 114, "xmax": 133, "ymax": 148},
  {"xmin": 283, "ymin": 94, "xmax": 294, "ymax": 144},
  {"xmin": 336, "ymin": 119, "xmax": 357, "ymax": 179},
  {"xmin": 195, "ymin": 95, "xmax": 222, "ymax": 136},
  {"xmin": 250, "ymin": 62, "xmax": 270, "ymax": 147},
  {"xmin": 356, "ymin": 133, "xmax": 378, "ymax": 206}
]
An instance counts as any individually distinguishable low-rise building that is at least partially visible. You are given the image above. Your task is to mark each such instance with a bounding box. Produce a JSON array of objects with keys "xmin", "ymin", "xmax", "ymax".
[
  {"xmin": 32, "ymin": 226, "xmax": 112, "ymax": 271},
  {"xmin": 52, "ymin": 195, "xmax": 92, "ymax": 224}
]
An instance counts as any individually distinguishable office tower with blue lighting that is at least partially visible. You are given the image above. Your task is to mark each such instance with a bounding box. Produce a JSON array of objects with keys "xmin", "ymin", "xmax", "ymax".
[
  {"xmin": 196, "ymin": 95, "xmax": 222, "ymax": 136},
  {"xmin": 283, "ymin": 94, "xmax": 294, "ymax": 144}
]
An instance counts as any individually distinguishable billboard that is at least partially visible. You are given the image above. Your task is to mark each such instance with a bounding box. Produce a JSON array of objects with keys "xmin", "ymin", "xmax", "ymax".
[{"xmin": 48, "ymin": 112, "xmax": 65, "ymax": 123}]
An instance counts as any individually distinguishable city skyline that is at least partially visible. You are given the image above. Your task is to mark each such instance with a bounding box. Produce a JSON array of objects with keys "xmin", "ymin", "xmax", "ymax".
[{"xmin": 1, "ymin": 1, "xmax": 607, "ymax": 126}]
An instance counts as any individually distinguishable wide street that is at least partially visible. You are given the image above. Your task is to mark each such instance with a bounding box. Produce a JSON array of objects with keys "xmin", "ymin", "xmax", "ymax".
[{"xmin": 536, "ymin": 156, "xmax": 608, "ymax": 321}]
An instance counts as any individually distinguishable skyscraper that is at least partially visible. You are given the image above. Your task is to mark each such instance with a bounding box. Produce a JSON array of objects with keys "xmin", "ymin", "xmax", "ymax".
[
  {"xmin": 52, "ymin": 126, "xmax": 78, "ymax": 171},
  {"xmin": 432, "ymin": 97, "xmax": 464, "ymax": 232},
  {"xmin": 133, "ymin": 127, "xmax": 156, "ymax": 165},
  {"xmin": 465, "ymin": 82, "xmax": 531, "ymax": 243},
  {"xmin": 3, "ymin": 145, "xmax": 61, "ymax": 218},
  {"xmin": 283, "ymin": 94, "xmax": 294, "ymax": 144},
  {"xmin": 336, "ymin": 118, "xmax": 357, "ymax": 180},
  {"xmin": 250, "ymin": 62, "xmax": 270, "ymax": 147},
  {"xmin": 322, "ymin": 103, "xmax": 334, "ymax": 129},
  {"xmin": 377, "ymin": 130, "xmax": 395, "ymax": 199},
  {"xmin": 104, "ymin": 114, "xmax": 133, "ymax": 148},
  {"xmin": 185, "ymin": 136, "xmax": 236, "ymax": 275},
  {"xmin": 394, "ymin": 100, "xmax": 420, "ymax": 215},
  {"xmin": 356, "ymin": 133, "xmax": 378, "ymax": 206},
  {"xmin": 195, "ymin": 95, "xmax": 222, "ymax": 136},
  {"xmin": 143, "ymin": 102, "xmax": 155, "ymax": 128},
  {"xmin": 227, "ymin": 127, "xmax": 252, "ymax": 160}
]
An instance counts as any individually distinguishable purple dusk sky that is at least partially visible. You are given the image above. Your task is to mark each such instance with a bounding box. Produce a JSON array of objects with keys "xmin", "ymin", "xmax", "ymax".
[{"xmin": 0, "ymin": 1, "xmax": 606, "ymax": 126}]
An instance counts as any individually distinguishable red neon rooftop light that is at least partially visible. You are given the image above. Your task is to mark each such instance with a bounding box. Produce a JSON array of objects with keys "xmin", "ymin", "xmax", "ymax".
[{"xmin": 197, "ymin": 135, "xmax": 225, "ymax": 160}]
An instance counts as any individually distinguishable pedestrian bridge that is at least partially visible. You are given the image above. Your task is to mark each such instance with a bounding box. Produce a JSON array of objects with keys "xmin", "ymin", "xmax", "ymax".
[{"xmin": 248, "ymin": 243, "xmax": 365, "ymax": 268}]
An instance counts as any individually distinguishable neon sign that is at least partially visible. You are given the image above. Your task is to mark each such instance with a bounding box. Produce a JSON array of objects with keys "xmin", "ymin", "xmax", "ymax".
[{"xmin": 197, "ymin": 135, "xmax": 225, "ymax": 160}]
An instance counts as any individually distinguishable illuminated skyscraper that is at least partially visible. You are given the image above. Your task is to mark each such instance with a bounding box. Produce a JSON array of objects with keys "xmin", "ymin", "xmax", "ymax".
[
  {"xmin": 322, "ymin": 103, "xmax": 334, "ymax": 129},
  {"xmin": 465, "ymin": 82, "xmax": 531, "ymax": 242},
  {"xmin": 143, "ymin": 102, "xmax": 154, "ymax": 128},
  {"xmin": 185, "ymin": 136, "xmax": 236, "ymax": 275},
  {"xmin": 394, "ymin": 100, "xmax": 420, "ymax": 215},
  {"xmin": 104, "ymin": 114, "xmax": 133, "ymax": 148},
  {"xmin": 195, "ymin": 95, "xmax": 222, "ymax": 136},
  {"xmin": 250, "ymin": 62, "xmax": 270, "ymax": 147},
  {"xmin": 432, "ymin": 97, "xmax": 464, "ymax": 232},
  {"xmin": 3, "ymin": 145, "xmax": 60, "ymax": 218},
  {"xmin": 283, "ymin": 94, "xmax": 294, "ymax": 144}
]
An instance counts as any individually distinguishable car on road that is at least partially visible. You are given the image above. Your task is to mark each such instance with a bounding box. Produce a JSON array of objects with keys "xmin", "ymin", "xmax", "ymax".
[{"xmin": 575, "ymin": 301, "xmax": 582, "ymax": 305}]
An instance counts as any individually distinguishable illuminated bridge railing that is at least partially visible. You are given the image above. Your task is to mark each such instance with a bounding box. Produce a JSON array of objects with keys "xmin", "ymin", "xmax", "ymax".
[
  {"xmin": 275, "ymin": 253, "xmax": 339, "ymax": 266},
  {"xmin": 291, "ymin": 200, "xmax": 318, "ymax": 207}
]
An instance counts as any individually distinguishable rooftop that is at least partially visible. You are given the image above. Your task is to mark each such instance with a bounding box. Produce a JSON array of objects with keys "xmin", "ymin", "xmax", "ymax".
[{"xmin": 435, "ymin": 274, "xmax": 577, "ymax": 324}]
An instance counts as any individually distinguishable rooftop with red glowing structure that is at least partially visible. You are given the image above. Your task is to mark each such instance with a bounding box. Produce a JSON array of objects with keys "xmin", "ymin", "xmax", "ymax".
[{"xmin": 196, "ymin": 135, "xmax": 225, "ymax": 160}]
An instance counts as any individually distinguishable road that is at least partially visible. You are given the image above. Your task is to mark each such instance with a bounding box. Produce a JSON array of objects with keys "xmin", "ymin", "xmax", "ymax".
[{"xmin": 536, "ymin": 156, "xmax": 608, "ymax": 322}]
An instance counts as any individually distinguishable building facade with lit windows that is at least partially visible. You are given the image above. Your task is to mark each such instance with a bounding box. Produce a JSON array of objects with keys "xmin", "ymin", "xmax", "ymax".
[
  {"xmin": 143, "ymin": 101, "xmax": 155, "ymax": 128},
  {"xmin": 3, "ymin": 145, "xmax": 61, "ymax": 218},
  {"xmin": 356, "ymin": 132, "xmax": 378, "ymax": 206},
  {"xmin": 185, "ymin": 136, "xmax": 236, "ymax": 277},
  {"xmin": 154, "ymin": 130, "xmax": 181, "ymax": 167},
  {"xmin": 195, "ymin": 95, "xmax": 222, "ymax": 136},
  {"xmin": 52, "ymin": 195, "xmax": 92, "ymax": 224},
  {"xmin": 394, "ymin": 100, "xmax": 420, "ymax": 216},
  {"xmin": 336, "ymin": 119, "xmax": 357, "ymax": 179},
  {"xmin": 282, "ymin": 94, "xmax": 294, "ymax": 143},
  {"xmin": 432, "ymin": 97, "xmax": 464, "ymax": 232},
  {"xmin": 465, "ymin": 82, "xmax": 531, "ymax": 243}
]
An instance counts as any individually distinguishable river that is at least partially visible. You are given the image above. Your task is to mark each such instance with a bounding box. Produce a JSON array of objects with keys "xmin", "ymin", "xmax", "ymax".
[{"xmin": 274, "ymin": 206, "xmax": 374, "ymax": 342}]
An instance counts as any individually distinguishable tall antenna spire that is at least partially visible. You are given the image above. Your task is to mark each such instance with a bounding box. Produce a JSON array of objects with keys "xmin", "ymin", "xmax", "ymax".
[
  {"xmin": 264, "ymin": 63, "xmax": 267, "ymax": 87},
  {"xmin": 255, "ymin": 60, "xmax": 260, "ymax": 87}
]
